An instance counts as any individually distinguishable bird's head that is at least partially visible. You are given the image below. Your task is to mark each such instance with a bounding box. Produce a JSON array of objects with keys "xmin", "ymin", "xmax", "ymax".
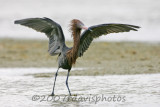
[
  {"xmin": 70, "ymin": 19, "xmax": 92, "ymax": 37},
  {"xmin": 70, "ymin": 19, "xmax": 88, "ymax": 31}
]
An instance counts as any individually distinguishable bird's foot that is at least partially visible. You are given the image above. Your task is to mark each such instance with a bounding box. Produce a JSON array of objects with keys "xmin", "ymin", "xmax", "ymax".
[
  {"xmin": 50, "ymin": 92, "xmax": 55, "ymax": 96},
  {"xmin": 71, "ymin": 94, "xmax": 77, "ymax": 96}
]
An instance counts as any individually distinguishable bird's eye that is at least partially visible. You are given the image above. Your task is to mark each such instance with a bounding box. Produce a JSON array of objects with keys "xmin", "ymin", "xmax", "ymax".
[
  {"xmin": 77, "ymin": 23, "xmax": 82, "ymax": 28},
  {"xmin": 77, "ymin": 22, "xmax": 84, "ymax": 28}
]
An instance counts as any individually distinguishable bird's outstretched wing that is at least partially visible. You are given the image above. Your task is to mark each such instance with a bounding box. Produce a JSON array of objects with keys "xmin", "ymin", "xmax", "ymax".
[
  {"xmin": 15, "ymin": 17, "xmax": 65, "ymax": 56},
  {"xmin": 78, "ymin": 23, "xmax": 140, "ymax": 57}
]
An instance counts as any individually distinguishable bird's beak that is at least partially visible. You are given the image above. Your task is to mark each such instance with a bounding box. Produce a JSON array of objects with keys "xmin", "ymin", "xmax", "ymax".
[
  {"xmin": 82, "ymin": 26, "xmax": 88, "ymax": 30},
  {"xmin": 82, "ymin": 26, "xmax": 92, "ymax": 32}
]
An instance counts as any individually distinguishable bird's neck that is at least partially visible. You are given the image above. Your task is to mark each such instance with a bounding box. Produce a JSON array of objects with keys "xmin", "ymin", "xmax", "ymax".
[
  {"xmin": 72, "ymin": 29, "xmax": 81, "ymax": 51},
  {"xmin": 67, "ymin": 28, "xmax": 81, "ymax": 66}
]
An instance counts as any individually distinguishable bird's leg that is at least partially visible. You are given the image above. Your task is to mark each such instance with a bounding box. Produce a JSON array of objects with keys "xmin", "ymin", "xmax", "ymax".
[
  {"xmin": 51, "ymin": 68, "xmax": 59, "ymax": 96},
  {"xmin": 66, "ymin": 70, "xmax": 71, "ymax": 96}
]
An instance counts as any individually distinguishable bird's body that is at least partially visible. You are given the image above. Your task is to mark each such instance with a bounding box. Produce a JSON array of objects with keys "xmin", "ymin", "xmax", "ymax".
[
  {"xmin": 58, "ymin": 46, "xmax": 71, "ymax": 70},
  {"xmin": 15, "ymin": 17, "xmax": 140, "ymax": 96}
]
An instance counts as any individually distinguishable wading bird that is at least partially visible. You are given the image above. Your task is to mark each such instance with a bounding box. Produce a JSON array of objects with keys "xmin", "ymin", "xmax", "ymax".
[{"xmin": 15, "ymin": 17, "xmax": 140, "ymax": 96}]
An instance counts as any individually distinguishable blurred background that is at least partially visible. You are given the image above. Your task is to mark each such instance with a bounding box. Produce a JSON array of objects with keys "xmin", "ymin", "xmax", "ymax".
[{"xmin": 0, "ymin": 0, "xmax": 160, "ymax": 42}]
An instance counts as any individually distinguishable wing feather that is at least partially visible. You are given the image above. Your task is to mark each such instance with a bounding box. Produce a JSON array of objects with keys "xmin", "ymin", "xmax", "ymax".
[
  {"xmin": 78, "ymin": 23, "xmax": 140, "ymax": 57},
  {"xmin": 15, "ymin": 17, "xmax": 65, "ymax": 56}
]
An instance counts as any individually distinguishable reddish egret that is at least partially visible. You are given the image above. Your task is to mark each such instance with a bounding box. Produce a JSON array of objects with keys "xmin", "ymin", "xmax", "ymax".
[{"xmin": 15, "ymin": 17, "xmax": 140, "ymax": 96}]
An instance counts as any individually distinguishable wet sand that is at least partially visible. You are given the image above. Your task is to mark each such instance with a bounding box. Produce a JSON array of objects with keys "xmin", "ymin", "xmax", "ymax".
[{"xmin": 0, "ymin": 39, "xmax": 160, "ymax": 75}]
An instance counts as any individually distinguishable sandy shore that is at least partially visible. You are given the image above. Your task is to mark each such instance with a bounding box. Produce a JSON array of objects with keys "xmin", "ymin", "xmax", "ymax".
[{"xmin": 0, "ymin": 39, "xmax": 160, "ymax": 75}]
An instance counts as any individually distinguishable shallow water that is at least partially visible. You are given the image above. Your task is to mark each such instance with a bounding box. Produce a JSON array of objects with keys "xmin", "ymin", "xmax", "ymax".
[{"xmin": 0, "ymin": 68, "xmax": 160, "ymax": 107}]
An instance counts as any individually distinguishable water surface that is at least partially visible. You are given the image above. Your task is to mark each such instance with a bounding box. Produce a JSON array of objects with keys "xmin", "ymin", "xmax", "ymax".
[{"xmin": 0, "ymin": 68, "xmax": 160, "ymax": 107}]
